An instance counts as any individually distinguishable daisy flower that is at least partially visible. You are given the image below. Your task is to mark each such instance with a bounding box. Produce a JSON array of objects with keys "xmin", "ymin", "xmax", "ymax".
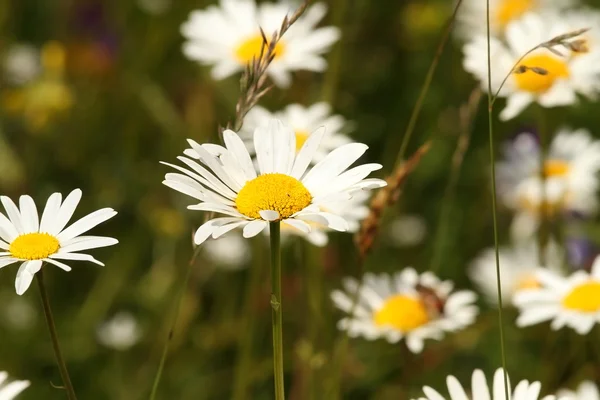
[
  {"xmin": 514, "ymin": 254, "xmax": 600, "ymax": 334},
  {"xmin": 412, "ymin": 368, "xmax": 555, "ymax": 400},
  {"xmin": 181, "ymin": 0, "xmax": 340, "ymax": 87},
  {"xmin": 162, "ymin": 119, "xmax": 385, "ymax": 245},
  {"xmin": 280, "ymin": 189, "xmax": 370, "ymax": 247},
  {"xmin": 203, "ymin": 233, "xmax": 251, "ymax": 269},
  {"xmin": 0, "ymin": 189, "xmax": 118, "ymax": 295},
  {"xmin": 330, "ymin": 268, "xmax": 478, "ymax": 353},
  {"xmin": 496, "ymin": 129, "xmax": 600, "ymax": 238},
  {"xmin": 557, "ymin": 381, "xmax": 600, "ymax": 400},
  {"xmin": 0, "ymin": 371, "xmax": 29, "ymax": 400},
  {"xmin": 240, "ymin": 102, "xmax": 352, "ymax": 162},
  {"xmin": 469, "ymin": 240, "xmax": 564, "ymax": 305},
  {"xmin": 456, "ymin": 0, "xmax": 572, "ymax": 38},
  {"xmin": 463, "ymin": 10, "xmax": 600, "ymax": 120},
  {"xmin": 97, "ymin": 311, "xmax": 142, "ymax": 351}
]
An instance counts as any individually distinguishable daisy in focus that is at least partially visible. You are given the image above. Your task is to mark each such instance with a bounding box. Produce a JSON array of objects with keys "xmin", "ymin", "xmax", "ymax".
[
  {"xmin": 463, "ymin": 10, "xmax": 600, "ymax": 120},
  {"xmin": 457, "ymin": 0, "xmax": 572, "ymax": 38},
  {"xmin": 331, "ymin": 268, "xmax": 478, "ymax": 353},
  {"xmin": 514, "ymin": 254, "xmax": 600, "ymax": 334},
  {"xmin": 557, "ymin": 381, "xmax": 600, "ymax": 400},
  {"xmin": 0, "ymin": 189, "xmax": 118, "ymax": 295},
  {"xmin": 181, "ymin": 0, "xmax": 340, "ymax": 87},
  {"xmin": 412, "ymin": 368, "xmax": 555, "ymax": 400},
  {"xmin": 241, "ymin": 102, "xmax": 352, "ymax": 162},
  {"xmin": 162, "ymin": 119, "xmax": 385, "ymax": 245},
  {"xmin": 0, "ymin": 371, "xmax": 29, "ymax": 400},
  {"xmin": 469, "ymin": 240, "xmax": 564, "ymax": 305},
  {"xmin": 496, "ymin": 129, "xmax": 600, "ymax": 239}
]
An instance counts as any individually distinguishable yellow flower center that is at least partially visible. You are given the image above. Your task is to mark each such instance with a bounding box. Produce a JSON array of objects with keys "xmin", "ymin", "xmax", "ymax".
[
  {"xmin": 235, "ymin": 173, "xmax": 312, "ymax": 220},
  {"xmin": 295, "ymin": 130, "xmax": 310, "ymax": 152},
  {"xmin": 373, "ymin": 295, "xmax": 430, "ymax": 332},
  {"xmin": 562, "ymin": 282, "xmax": 600, "ymax": 312},
  {"xmin": 9, "ymin": 233, "xmax": 60, "ymax": 260},
  {"xmin": 514, "ymin": 54, "xmax": 570, "ymax": 94},
  {"xmin": 516, "ymin": 274, "xmax": 541, "ymax": 290},
  {"xmin": 496, "ymin": 0, "xmax": 535, "ymax": 27},
  {"xmin": 543, "ymin": 160, "xmax": 570, "ymax": 177},
  {"xmin": 235, "ymin": 35, "xmax": 285, "ymax": 64}
]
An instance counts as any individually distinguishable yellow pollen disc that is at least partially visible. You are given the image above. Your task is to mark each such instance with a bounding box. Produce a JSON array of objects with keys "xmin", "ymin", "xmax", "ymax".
[
  {"xmin": 235, "ymin": 173, "xmax": 312, "ymax": 220},
  {"xmin": 496, "ymin": 0, "xmax": 535, "ymax": 27},
  {"xmin": 295, "ymin": 130, "xmax": 310, "ymax": 152},
  {"xmin": 562, "ymin": 281, "xmax": 600, "ymax": 312},
  {"xmin": 373, "ymin": 295, "xmax": 429, "ymax": 332},
  {"xmin": 543, "ymin": 160, "xmax": 570, "ymax": 177},
  {"xmin": 235, "ymin": 35, "xmax": 285, "ymax": 64},
  {"xmin": 514, "ymin": 54, "xmax": 570, "ymax": 94},
  {"xmin": 9, "ymin": 233, "xmax": 60, "ymax": 260},
  {"xmin": 516, "ymin": 274, "xmax": 541, "ymax": 290}
]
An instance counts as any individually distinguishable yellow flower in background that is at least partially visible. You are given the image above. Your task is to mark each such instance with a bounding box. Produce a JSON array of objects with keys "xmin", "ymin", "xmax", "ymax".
[{"xmin": 2, "ymin": 41, "xmax": 74, "ymax": 131}]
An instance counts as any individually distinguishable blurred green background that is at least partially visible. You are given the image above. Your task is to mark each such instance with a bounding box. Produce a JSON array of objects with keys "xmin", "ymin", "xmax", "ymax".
[{"xmin": 2, "ymin": 0, "xmax": 600, "ymax": 399}]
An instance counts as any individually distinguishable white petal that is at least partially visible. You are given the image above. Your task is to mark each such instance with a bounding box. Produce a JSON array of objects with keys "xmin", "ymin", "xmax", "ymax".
[
  {"xmin": 222, "ymin": 129, "xmax": 257, "ymax": 180},
  {"xmin": 1, "ymin": 196, "xmax": 25, "ymax": 234},
  {"xmin": 49, "ymin": 252, "xmax": 104, "ymax": 266},
  {"xmin": 59, "ymin": 236, "xmax": 118, "ymax": 253},
  {"xmin": 212, "ymin": 221, "xmax": 247, "ymax": 239},
  {"xmin": 39, "ymin": 192, "xmax": 62, "ymax": 233},
  {"xmin": 50, "ymin": 189, "xmax": 82, "ymax": 235},
  {"xmin": 56, "ymin": 208, "xmax": 117, "ymax": 242},
  {"xmin": 19, "ymin": 195, "xmax": 39, "ymax": 233},
  {"xmin": 0, "ymin": 379, "xmax": 30, "ymax": 398},
  {"xmin": 43, "ymin": 258, "xmax": 72, "ymax": 272},
  {"xmin": 194, "ymin": 217, "xmax": 241, "ymax": 245},
  {"xmin": 188, "ymin": 140, "xmax": 243, "ymax": 192},
  {"xmin": 254, "ymin": 123, "xmax": 275, "ymax": 174},
  {"xmin": 291, "ymin": 126, "xmax": 326, "ymax": 179},
  {"xmin": 282, "ymin": 219, "xmax": 311, "ymax": 233},
  {"xmin": 243, "ymin": 220, "xmax": 267, "ymax": 238},
  {"xmin": 260, "ymin": 210, "xmax": 280, "ymax": 221},
  {"xmin": 447, "ymin": 375, "xmax": 469, "ymax": 400},
  {"xmin": 298, "ymin": 211, "xmax": 348, "ymax": 231},
  {"xmin": 15, "ymin": 260, "xmax": 42, "ymax": 295},
  {"xmin": 0, "ymin": 212, "xmax": 18, "ymax": 242},
  {"xmin": 0, "ymin": 257, "xmax": 19, "ymax": 269}
]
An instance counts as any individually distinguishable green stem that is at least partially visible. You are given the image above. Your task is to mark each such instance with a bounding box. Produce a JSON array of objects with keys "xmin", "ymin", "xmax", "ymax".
[
  {"xmin": 36, "ymin": 268, "xmax": 77, "ymax": 400},
  {"xmin": 149, "ymin": 246, "xmax": 200, "ymax": 400},
  {"xmin": 269, "ymin": 222, "xmax": 285, "ymax": 400},
  {"xmin": 486, "ymin": 0, "xmax": 510, "ymax": 398},
  {"xmin": 536, "ymin": 106, "xmax": 550, "ymax": 266},
  {"xmin": 232, "ymin": 239, "xmax": 265, "ymax": 400}
]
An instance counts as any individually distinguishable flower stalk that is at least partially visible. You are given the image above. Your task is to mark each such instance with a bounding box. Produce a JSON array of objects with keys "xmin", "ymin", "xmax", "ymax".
[{"xmin": 269, "ymin": 221, "xmax": 285, "ymax": 400}]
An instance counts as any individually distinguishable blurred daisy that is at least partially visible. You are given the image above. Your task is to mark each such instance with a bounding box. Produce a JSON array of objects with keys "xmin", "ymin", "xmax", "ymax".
[
  {"xmin": 241, "ymin": 102, "xmax": 352, "ymax": 162},
  {"xmin": 514, "ymin": 254, "xmax": 600, "ymax": 334},
  {"xmin": 497, "ymin": 130, "xmax": 600, "ymax": 238},
  {"xmin": 203, "ymin": 234, "xmax": 251, "ymax": 269},
  {"xmin": 181, "ymin": 0, "xmax": 340, "ymax": 87},
  {"xmin": 163, "ymin": 119, "xmax": 385, "ymax": 245},
  {"xmin": 1, "ymin": 41, "xmax": 73, "ymax": 130},
  {"xmin": 0, "ymin": 189, "xmax": 118, "ymax": 295},
  {"xmin": 0, "ymin": 371, "xmax": 29, "ymax": 400},
  {"xmin": 2, "ymin": 44, "xmax": 40, "ymax": 84},
  {"xmin": 469, "ymin": 240, "xmax": 564, "ymax": 305},
  {"xmin": 387, "ymin": 214, "xmax": 427, "ymax": 247},
  {"xmin": 457, "ymin": 0, "xmax": 572, "ymax": 38},
  {"xmin": 412, "ymin": 367, "xmax": 555, "ymax": 400},
  {"xmin": 557, "ymin": 381, "xmax": 600, "ymax": 400},
  {"xmin": 97, "ymin": 312, "xmax": 141, "ymax": 351},
  {"xmin": 280, "ymin": 189, "xmax": 370, "ymax": 246},
  {"xmin": 463, "ymin": 10, "xmax": 600, "ymax": 120},
  {"xmin": 331, "ymin": 268, "xmax": 478, "ymax": 353}
]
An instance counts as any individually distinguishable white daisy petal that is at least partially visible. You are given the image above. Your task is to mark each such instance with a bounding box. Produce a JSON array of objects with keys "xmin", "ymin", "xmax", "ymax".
[
  {"xmin": 39, "ymin": 192, "xmax": 62, "ymax": 233},
  {"xmin": 59, "ymin": 236, "xmax": 119, "ymax": 253},
  {"xmin": 1, "ymin": 196, "xmax": 25, "ymax": 234},
  {"xmin": 291, "ymin": 126, "xmax": 326, "ymax": 179},
  {"xmin": 242, "ymin": 220, "xmax": 267, "ymax": 238},
  {"xmin": 15, "ymin": 260, "xmax": 42, "ymax": 295},
  {"xmin": 260, "ymin": 210, "xmax": 280, "ymax": 222},
  {"xmin": 43, "ymin": 258, "xmax": 72, "ymax": 272},
  {"xmin": 19, "ymin": 195, "xmax": 39, "ymax": 233},
  {"xmin": 0, "ymin": 212, "xmax": 19, "ymax": 242},
  {"xmin": 56, "ymin": 208, "xmax": 117, "ymax": 242},
  {"xmin": 50, "ymin": 189, "xmax": 82, "ymax": 235},
  {"xmin": 0, "ymin": 257, "xmax": 19, "ymax": 269},
  {"xmin": 50, "ymin": 252, "xmax": 104, "ymax": 266}
]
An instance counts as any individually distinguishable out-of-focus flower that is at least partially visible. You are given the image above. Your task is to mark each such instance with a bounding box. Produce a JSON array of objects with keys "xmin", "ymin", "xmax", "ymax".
[
  {"xmin": 240, "ymin": 103, "xmax": 352, "ymax": 162},
  {"xmin": 514, "ymin": 254, "xmax": 600, "ymax": 334},
  {"xmin": 557, "ymin": 381, "xmax": 600, "ymax": 400},
  {"xmin": 463, "ymin": 11, "xmax": 600, "ymax": 120},
  {"xmin": 496, "ymin": 130, "xmax": 600, "ymax": 239},
  {"xmin": 412, "ymin": 368, "xmax": 555, "ymax": 400},
  {"xmin": 0, "ymin": 189, "xmax": 118, "ymax": 295},
  {"xmin": 162, "ymin": 120, "xmax": 385, "ymax": 245},
  {"xmin": 387, "ymin": 214, "xmax": 427, "ymax": 247},
  {"xmin": 331, "ymin": 268, "xmax": 478, "ymax": 353},
  {"xmin": 566, "ymin": 236, "xmax": 598, "ymax": 271},
  {"xmin": 203, "ymin": 234, "xmax": 251, "ymax": 269},
  {"xmin": 137, "ymin": 0, "xmax": 171, "ymax": 15},
  {"xmin": 2, "ymin": 297, "xmax": 36, "ymax": 331},
  {"xmin": 456, "ymin": 0, "xmax": 572, "ymax": 38},
  {"xmin": 97, "ymin": 312, "xmax": 141, "ymax": 351},
  {"xmin": 1, "ymin": 42, "xmax": 73, "ymax": 131},
  {"xmin": 469, "ymin": 240, "xmax": 564, "ymax": 305},
  {"xmin": 180, "ymin": 0, "xmax": 340, "ymax": 87},
  {"xmin": 0, "ymin": 371, "xmax": 30, "ymax": 400},
  {"xmin": 2, "ymin": 44, "xmax": 40, "ymax": 84}
]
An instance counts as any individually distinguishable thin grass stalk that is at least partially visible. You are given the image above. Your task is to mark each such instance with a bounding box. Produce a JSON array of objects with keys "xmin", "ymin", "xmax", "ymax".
[
  {"xmin": 149, "ymin": 246, "xmax": 201, "ymax": 400},
  {"xmin": 485, "ymin": 0, "xmax": 510, "ymax": 398},
  {"xmin": 37, "ymin": 268, "xmax": 77, "ymax": 400},
  {"xmin": 393, "ymin": 0, "xmax": 464, "ymax": 168},
  {"xmin": 269, "ymin": 221, "xmax": 285, "ymax": 400},
  {"xmin": 232, "ymin": 239, "xmax": 266, "ymax": 400}
]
